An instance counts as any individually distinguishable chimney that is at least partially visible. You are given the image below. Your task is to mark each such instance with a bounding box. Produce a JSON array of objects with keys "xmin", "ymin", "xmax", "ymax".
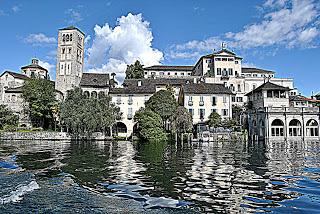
[{"xmin": 137, "ymin": 80, "xmax": 142, "ymax": 87}]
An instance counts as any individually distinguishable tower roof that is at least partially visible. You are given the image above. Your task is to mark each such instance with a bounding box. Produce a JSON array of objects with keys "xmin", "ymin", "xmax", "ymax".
[
  {"xmin": 59, "ymin": 26, "xmax": 85, "ymax": 35},
  {"xmin": 245, "ymin": 81, "xmax": 290, "ymax": 96}
]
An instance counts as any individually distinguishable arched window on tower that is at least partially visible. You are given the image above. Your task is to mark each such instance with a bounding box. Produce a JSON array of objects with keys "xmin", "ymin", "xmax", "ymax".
[
  {"xmin": 70, "ymin": 34, "xmax": 73, "ymax": 41},
  {"xmin": 66, "ymin": 34, "xmax": 69, "ymax": 42},
  {"xmin": 62, "ymin": 34, "xmax": 66, "ymax": 42}
]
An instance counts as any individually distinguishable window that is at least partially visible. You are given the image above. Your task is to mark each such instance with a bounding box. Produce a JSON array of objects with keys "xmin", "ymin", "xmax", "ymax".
[
  {"xmin": 206, "ymin": 59, "xmax": 211, "ymax": 63},
  {"xmin": 222, "ymin": 109, "xmax": 228, "ymax": 116},
  {"xmin": 62, "ymin": 34, "xmax": 66, "ymax": 42},
  {"xmin": 222, "ymin": 58, "xmax": 227, "ymax": 61},
  {"xmin": 271, "ymin": 119, "xmax": 284, "ymax": 136},
  {"xmin": 199, "ymin": 109, "xmax": 205, "ymax": 119},
  {"xmin": 11, "ymin": 95, "xmax": 16, "ymax": 102},
  {"xmin": 188, "ymin": 96, "xmax": 192, "ymax": 101},
  {"xmin": 252, "ymin": 84, "xmax": 256, "ymax": 90},
  {"xmin": 235, "ymin": 61, "xmax": 238, "ymax": 64},
  {"xmin": 200, "ymin": 96, "xmax": 204, "ymax": 102},
  {"xmin": 70, "ymin": 34, "xmax": 72, "ymax": 41},
  {"xmin": 222, "ymin": 68, "xmax": 227, "ymax": 76},
  {"xmin": 188, "ymin": 109, "xmax": 194, "ymax": 115},
  {"xmin": 175, "ymin": 73, "xmax": 178, "ymax": 75},
  {"xmin": 211, "ymin": 96, "xmax": 216, "ymax": 105},
  {"xmin": 228, "ymin": 58, "xmax": 234, "ymax": 61},
  {"xmin": 238, "ymin": 84, "xmax": 241, "ymax": 92},
  {"xmin": 211, "ymin": 109, "xmax": 216, "ymax": 113},
  {"xmin": 223, "ymin": 96, "xmax": 227, "ymax": 103},
  {"xmin": 253, "ymin": 74, "xmax": 257, "ymax": 77},
  {"xmin": 235, "ymin": 71, "xmax": 238, "ymax": 76},
  {"xmin": 167, "ymin": 72, "xmax": 170, "ymax": 75},
  {"xmin": 236, "ymin": 97, "xmax": 243, "ymax": 102},
  {"xmin": 181, "ymin": 73, "xmax": 185, "ymax": 76},
  {"xmin": 215, "ymin": 58, "xmax": 221, "ymax": 61},
  {"xmin": 66, "ymin": 34, "xmax": 69, "ymax": 42},
  {"xmin": 128, "ymin": 108, "xmax": 133, "ymax": 120},
  {"xmin": 230, "ymin": 84, "xmax": 234, "ymax": 91},
  {"xmin": 228, "ymin": 68, "xmax": 233, "ymax": 75},
  {"xmin": 128, "ymin": 95, "xmax": 133, "ymax": 104},
  {"xmin": 289, "ymin": 119, "xmax": 302, "ymax": 136},
  {"xmin": 267, "ymin": 91, "xmax": 272, "ymax": 97},
  {"xmin": 62, "ymin": 48, "xmax": 65, "ymax": 54},
  {"xmin": 217, "ymin": 68, "xmax": 222, "ymax": 75},
  {"xmin": 68, "ymin": 48, "xmax": 72, "ymax": 54},
  {"xmin": 91, "ymin": 91, "xmax": 97, "ymax": 98},
  {"xmin": 187, "ymin": 72, "xmax": 191, "ymax": 75},
  {"xmin": 306, "ymin": 119, "xmax": 319, "ymax": 136},
  {"xmin": 144, "ymin": 72, "xmax": 147, "ymax": 75},
  {"xmin": 232, "ymin": 97, "xmax": 235, "ymax": 102},
  {"xmin": 116, "ymin": 95, "xmax": 121, "ymax": 104},
  {"xmin": 159, "ymin": 72, "xmax": 164, "ymax": 75}
]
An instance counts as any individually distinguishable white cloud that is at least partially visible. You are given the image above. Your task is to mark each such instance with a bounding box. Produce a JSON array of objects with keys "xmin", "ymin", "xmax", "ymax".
[
  {"xmin": 39, "ymin": 60, "xmax": 55, "ymax": 79},
  {"xmin": 12, "ymin": 5, "xmax": 20, "ymax": 13},
  {"xmin": 169, "ymin": 0, "xmax": 320, "ymax": 59},
  {"xmin": 24, "ymin": 33, "xmax": 56, "ymax": 45},
  {"xmin": 87, "ymin": 13, "xmax": 163, "ymax": 82},
  {"xmin": 0, "ymin": 10, "xmax": 6, "ymax": 16},
  {"xmin": 66, "ymin": 9, "xmax": 83, "ymax": 24}
]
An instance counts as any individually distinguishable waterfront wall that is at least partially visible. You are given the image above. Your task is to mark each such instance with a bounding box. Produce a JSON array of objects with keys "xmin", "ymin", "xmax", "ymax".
[{"xmin": 0, "ymin": 132, "xmax": 112, "ymax": 141}]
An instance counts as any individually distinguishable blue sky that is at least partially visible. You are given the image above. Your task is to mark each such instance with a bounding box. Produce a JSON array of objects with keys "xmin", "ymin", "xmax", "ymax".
[{"xmin": 0, "ymin": 0, "xmax": 319, "ymax": 95}]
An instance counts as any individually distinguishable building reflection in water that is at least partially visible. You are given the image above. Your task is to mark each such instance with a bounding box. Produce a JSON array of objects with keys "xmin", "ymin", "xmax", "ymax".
[{"xmin": 1, "ymin": 140, "xmax": 319, "ymax": 213}]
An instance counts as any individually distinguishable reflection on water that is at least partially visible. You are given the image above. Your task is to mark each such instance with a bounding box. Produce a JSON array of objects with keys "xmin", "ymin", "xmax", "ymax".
[{"xmin": 0, "ymin": 140, "xmax": 320, "ymax": 213}]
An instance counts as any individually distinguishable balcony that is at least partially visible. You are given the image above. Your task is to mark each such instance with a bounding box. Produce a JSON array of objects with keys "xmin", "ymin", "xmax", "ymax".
[
  {"xmin": 188, "ymin": 100, "xmax": 193, "ymax": 106},
  {"xmin": 127, "ymin": 114, "xmax": 133, "ymax": 120},
  {"xmin": 220, "ymin": 75, "xmax": 229, "ymax": 80},
  {"xmin": 199, "ymin": 101, "xmax": 204, "ymax": 106}
]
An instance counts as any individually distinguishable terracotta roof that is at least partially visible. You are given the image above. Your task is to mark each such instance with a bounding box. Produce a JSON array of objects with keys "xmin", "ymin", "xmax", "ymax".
[
  {"xmin": 144, "ymin": 65, "xmax": 194, "ymax": 71},
  {"xmin": 184, "ymin": 83, "xmax": 233, "ymax": 95},
  {"xmin": 59, "ymin": 26, "xmax": 85, "ymax": 35},
  {"xmin": 242, "ymin": 67, "xmax": 275, "ymax": 74},
  {"xmin": 21, "ymin": 64, "xmax": 48, "ymax": 71},
  {"xmin": 246, "ymin": 81, "xmax": 290, "ymax": 96},
  {"xmin": 0, "ymin": 71, "xmax": 29, "ymax": 80},
  {"xmin": 110, "ymin": 78, "xmax": 232, "ymax": 95},
  {"xmin": 80, "ymin": 73, "xmax": 110, "ymax": 88}
]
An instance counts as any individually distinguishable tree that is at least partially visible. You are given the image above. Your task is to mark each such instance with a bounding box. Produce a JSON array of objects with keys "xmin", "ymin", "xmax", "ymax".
[
  {"xmin": 221, "ymin": 118, "xmax": 238, "ymax": 129},
  {"xmin": 134, "ymin": 108, "xmax": 167, "ymax": 142},
  {"xmin": 125, "ymin": 60, "xmax": 144, "ymax": 79},
  {"xmin": 145, "ymin": 89, "xmax": 178, "ymax": 125},
  {"xmin": 171, "ymin": 106, "xmax": 193, "ymax": 134},
  {"xmin": 60, "ymin": 87, "xmax": 121, "ymax": 138},
  {"xmin": 208, "ymin": 112, "xmax": 222, "ymax": 127},
  {"xmin": 22, "ymin": 78, "xmax": 56, "ymax": 128},
  {"xmin": 0, "ymin": 104, "xmax": 19, "ymax": 129}
]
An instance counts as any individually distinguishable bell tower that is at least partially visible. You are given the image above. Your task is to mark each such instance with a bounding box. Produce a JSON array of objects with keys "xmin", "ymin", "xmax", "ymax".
[{"xmin": 55, "ymin": 26, "xmax": 85, "ymax": 97}]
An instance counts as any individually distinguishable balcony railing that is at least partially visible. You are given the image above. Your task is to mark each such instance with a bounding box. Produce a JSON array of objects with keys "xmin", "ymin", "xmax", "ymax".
[
  {"xmin": 221, "ymin": 75, "xmax": 229, "ymax": 80},
  {"xmin": 188, "ymin": 100, "xmax": 193, "ymax": 106},
  {"xmin": 199, "ymin": 101, "xmax": 204, "ymax": 106}
]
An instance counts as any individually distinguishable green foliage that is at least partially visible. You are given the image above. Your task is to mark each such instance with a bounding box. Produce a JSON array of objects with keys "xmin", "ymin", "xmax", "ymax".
[
  {"xmin": 125, "ymin": 60, "xmax": 144, "ymax": 79},
  {"xmin": 208, "ymin": 112, "xmax": 222, "ymax": 127},
  {"xmin": 0, "ymin": 104, "xmax": 19, "ymax": 129},
  {"xmin": 171, "ymin": 106, "xmax": 193, "ymax": 134},
  {"xmin": 60, "ymin": 87, "xmax": 121, "ymax": 138},
  {"xmin": 134, "ymin": 108, "xmax": 167, "ymax": 142},
  {"xmin": 221, "ymin": 118, "xmax": 238, "ymax": 128},
  {"xmin": 145, "ymin": 90, "xmax": 178, "ymax": 123},
  {"xmin": 22, "ymin": 78, "xmax": 56, "ymax": 128}
]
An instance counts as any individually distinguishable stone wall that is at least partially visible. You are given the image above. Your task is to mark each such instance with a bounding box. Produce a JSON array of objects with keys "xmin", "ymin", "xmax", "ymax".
[{"xmin": 0, "ymin": 132, "xmax": 112, "ymax": 141}]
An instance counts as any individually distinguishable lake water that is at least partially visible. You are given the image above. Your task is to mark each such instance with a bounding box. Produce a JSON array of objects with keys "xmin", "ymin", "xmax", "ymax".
[{"xmin": 0, "ymin": 140, "xmax": 320, "ymax": 213}]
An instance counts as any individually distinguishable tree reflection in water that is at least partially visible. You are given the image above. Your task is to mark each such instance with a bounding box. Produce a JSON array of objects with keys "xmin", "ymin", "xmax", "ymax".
[{"xmin": 1, "ymin": 140, "xmax": 320, "ymax": 213}]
